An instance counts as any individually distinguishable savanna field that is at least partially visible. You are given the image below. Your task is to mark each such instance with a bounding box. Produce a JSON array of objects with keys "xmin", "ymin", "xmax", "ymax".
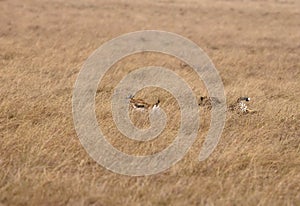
[{"xmin": 1, "ymin": 0, "xmax": 300, "ymax": 205}]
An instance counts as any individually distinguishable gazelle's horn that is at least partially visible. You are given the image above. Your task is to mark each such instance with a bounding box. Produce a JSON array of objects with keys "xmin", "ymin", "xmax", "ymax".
[{"xmin": 127, "ymin": 94, "xmax": 134, "ymax": 99}]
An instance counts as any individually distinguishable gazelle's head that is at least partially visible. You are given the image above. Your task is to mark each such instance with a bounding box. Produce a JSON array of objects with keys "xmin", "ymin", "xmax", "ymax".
[
  {"xmin": 237, "ymin": 97, "xmax": 250, "ymax": 103},
  {"xmin": 155, "ymin": 99, "xmax": 160, "ymax": 106}
]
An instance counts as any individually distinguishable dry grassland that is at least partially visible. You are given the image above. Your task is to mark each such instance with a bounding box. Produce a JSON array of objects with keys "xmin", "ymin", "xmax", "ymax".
[{"xmin": 0, "ymin": 0, "xmax": 300, "ymax": 205}]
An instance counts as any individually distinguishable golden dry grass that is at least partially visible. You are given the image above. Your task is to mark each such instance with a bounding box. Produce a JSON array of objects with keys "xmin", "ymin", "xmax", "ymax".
[{"xmin": 1, "ymin": 0, "xmax": 300, "ymax": 205}]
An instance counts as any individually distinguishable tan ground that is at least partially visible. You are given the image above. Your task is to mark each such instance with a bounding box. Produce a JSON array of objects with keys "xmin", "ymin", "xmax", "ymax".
[{"xmin": 1, "ymin": 0, "xmax": 300, "ymax": 205}]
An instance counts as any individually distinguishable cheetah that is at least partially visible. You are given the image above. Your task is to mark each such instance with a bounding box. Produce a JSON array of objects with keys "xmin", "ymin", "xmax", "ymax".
[
  {"xmin": 199, "ymin": 96, "xmax": 256, "ymax": 114},
  {"xmin": 198, "ymin": 96, "xmax": 221, "ymax": 110}
]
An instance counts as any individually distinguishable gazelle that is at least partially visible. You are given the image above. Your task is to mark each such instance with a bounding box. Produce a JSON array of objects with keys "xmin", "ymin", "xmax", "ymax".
[{"xmin": 128, "ymin": 95, "xmax": 160, "ymax": 111}]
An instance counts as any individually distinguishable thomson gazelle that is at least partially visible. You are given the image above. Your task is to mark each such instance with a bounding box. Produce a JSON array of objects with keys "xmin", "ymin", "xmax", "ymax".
[{"xmin": 128, "ymin": 95, "xmax": 160, "ymax": 111}]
